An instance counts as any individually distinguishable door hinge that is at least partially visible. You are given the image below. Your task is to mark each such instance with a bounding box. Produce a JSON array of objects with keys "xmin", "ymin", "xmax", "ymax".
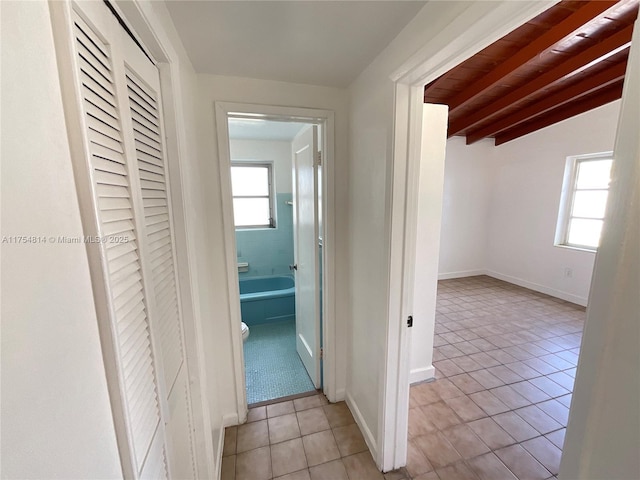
[
  {"xmin": 315, "ymin": 151, "xmax": 322, "ymax": 166},
  {"xmin": 407, "ymin": 316, "xmax": 413, "ymax": 328},
  {"xmin": 320, "ymin": 347, "xmax": 324, "ymax": 359}
]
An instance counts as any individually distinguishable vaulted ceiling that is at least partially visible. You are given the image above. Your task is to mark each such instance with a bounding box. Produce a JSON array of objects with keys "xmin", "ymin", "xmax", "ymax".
[{"xmin": 424, "ymin": 0, "xmax": 639, "ymax": 145}]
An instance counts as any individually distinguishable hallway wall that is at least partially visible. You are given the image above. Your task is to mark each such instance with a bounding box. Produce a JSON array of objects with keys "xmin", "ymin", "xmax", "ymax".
[
  {"xmin": 1, "ymin": 2, "xmax": 121, "ymax": 477},
  {"xmin": 346, "ymin": 0, "xmax": 547, "ymax": 466},
  {"xmin": 1, "ymin": 1, "xmax": 228, "ymax": 476}
]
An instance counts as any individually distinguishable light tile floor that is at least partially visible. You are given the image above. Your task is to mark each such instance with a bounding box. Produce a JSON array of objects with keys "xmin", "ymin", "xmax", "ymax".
[
  {"xmin": 221, "ymin": 394, "xmax": 385, "ymax": 480},
  {"xmin": 403, "ymin": 276, "xmax": 584, "ymax": 480},
  {"xmin": 223, "ymin": 276, "xmax": 585, "ymax": 479}
]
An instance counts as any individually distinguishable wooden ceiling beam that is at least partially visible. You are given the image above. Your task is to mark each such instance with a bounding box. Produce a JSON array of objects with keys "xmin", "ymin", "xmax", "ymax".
[
  {"xmin": 444, "ymin": 1, "xmax": 618, "ymax": 114},
  {"xmin": 494, "ymin": 82, "xmax": 624, "ymax": 146},
  {"xmin": 465, "ymin": 61, "xmax": 628, "ymax": 144},
  {"xmin": 448, "ymin": 24, "xmax": 634, "ymax": 137}
]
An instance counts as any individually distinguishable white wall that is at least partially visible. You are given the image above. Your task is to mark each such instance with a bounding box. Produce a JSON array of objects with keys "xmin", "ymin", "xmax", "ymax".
[
  {"xmin": 409, "ymin": 105, "xmax": 449, "ymax": 384},
  {"xmin": 560, "ymin": 16, "xmax": 639, "ymax": 479},
  {"xmin": 487, "ymin": 101, "xmax": 621, "ymax": 306},
  {"xmin": 1, "ymin": 1, "xmax": 227, "ymax": 477},
  {"xmin": 438, "ymin": 101, "xmax": 621, "ymax": 306},
  {"xmin": 0, "ymin": 2, "xmax": 121, "ymax": 477},
  {"xmin": 345, "ymin": 0, "xmax": 540, "ymax": 463},
  {"xmin": 195, "ymin": 74, "xmax": 350, "ymax": 418},
  {"xmin": 438, "ymin": 137, "xmax": 493, "ymax": 278},
  {"xmin": 230, "ymin": 139, "xmax": 293, "ymax": 194}
]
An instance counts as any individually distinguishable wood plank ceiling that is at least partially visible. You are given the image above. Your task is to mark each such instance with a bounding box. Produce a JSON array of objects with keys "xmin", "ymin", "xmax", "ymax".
[{"xmin": 424, "ymin": 0, "xmax": 639, "ymax": 145}]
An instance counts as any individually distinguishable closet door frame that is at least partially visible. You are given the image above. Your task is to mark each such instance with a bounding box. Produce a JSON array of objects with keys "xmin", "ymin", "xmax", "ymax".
[{"xmin": 49, "ymin": 1, "xmax": 214, "ymax": 478}]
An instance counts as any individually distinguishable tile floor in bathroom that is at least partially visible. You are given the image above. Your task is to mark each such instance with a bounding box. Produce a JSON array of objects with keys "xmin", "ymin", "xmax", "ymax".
[
  {"xmin": 223, "ymin": 276, "xmax": 585, "ymax": 480},
  {"xmin": 244, "ymin": 319, "xmax": 315, "ymax": 405}
]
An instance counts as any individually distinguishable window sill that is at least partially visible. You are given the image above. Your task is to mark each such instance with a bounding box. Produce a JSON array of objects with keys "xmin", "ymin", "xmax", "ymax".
[
  {"xmin": 235, "ymin": 227, "xmax": 277, "ymax": 232},
  {"xmin": 554, "ymin": 244, "xmax": 597, "ymax": 254}
]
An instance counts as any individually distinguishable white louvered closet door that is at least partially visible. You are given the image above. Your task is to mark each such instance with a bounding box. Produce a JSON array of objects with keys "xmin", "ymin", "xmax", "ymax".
[
  {"xmin": 119, "ymin": 28, "xmax": 198, "ymax": 480},
  {"xmin": 68, "ymin": 2, "xmax": 196, "ymax": 479}
]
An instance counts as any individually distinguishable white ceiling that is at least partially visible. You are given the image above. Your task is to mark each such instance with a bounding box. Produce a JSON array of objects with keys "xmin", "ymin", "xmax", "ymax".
[
  {"xmin": 165, "ymin": 1, "xmax": 426, "ymax": 87},
  {"xmin": 228, "ymin": 118, "xmax": 308, "ymax": 141}
]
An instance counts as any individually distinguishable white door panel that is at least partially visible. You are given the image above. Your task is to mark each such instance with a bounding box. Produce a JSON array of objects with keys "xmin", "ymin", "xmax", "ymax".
[
  {"xmin": 292, "ymin": 125, "xmax": 321, "ymax": 388},
  {"xmin": 66, "ymin": 2, "xmax": 196, "ymax": 477}
]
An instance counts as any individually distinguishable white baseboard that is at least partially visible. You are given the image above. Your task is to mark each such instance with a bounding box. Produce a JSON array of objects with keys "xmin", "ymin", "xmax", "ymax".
[
  {"xmin": 345, "ymin": 392, "xmax": 378, "ymax": 463},
  {"xmin": 222, "ymin": 412, "xmax": 239, "ymax": 427},
  {"xmin": 216, "ymin": 413, "xmax": 240, "ymax": 478},
  {"xmin": 437, "ymin": 268, "xmax": 588, "ymax": 306},
  {"xmin": 215, "ymin": 424, "xmax": 225, "ymax": 479},
  {"xmin": 485, "ymin": 270, "xmax": 588, "ymax": 306},
  {"xmin": 438, "ymin": 269, "xmax": 486, "ymax": 280},
  {"xmin": 334, "ymin": 388, "xmax": 346, "ymax": 402},
  {"xmin": 409, "ymin": 365, "xmax": 435, "ymax": 385}
]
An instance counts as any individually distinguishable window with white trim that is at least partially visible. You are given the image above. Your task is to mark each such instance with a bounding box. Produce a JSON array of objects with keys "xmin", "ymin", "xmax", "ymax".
[
  {"xmin": 231, "ymin": 163, "xmax": 275, "ymax": 228},
  {"xmin": 555, "ymin": 152, "xmax": 613, "ymax": 251}
]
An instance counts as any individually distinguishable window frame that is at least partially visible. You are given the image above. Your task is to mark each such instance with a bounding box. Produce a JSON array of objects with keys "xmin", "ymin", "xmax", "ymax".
[
  {"xmin": 555, "ymin": 151, "xmax": 613, "ymax": 252},
  {"xmin": 230, "ymin": 161, "xmax": 277, "ymax": 229}
]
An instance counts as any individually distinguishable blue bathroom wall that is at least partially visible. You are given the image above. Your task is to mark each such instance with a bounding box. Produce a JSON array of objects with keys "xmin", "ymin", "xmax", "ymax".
[{"xmin": 236, "ymin": 193, "xmax": 294, "ymax": 277}]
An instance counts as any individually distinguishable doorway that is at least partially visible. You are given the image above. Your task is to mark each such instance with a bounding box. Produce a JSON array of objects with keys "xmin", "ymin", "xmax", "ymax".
[{"xmin": 215, "ymin": 103, "xmax": 337, "ymax": 414}]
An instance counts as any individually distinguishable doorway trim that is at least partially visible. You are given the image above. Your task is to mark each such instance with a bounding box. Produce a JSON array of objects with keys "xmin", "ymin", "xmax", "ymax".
[
  {"xmin": 214, "ymin": 102, "xmax": 337, "ymax": 420},
  {"xmin": 380, "ymin": 1, "xmax": 558, "ymax": 471}
]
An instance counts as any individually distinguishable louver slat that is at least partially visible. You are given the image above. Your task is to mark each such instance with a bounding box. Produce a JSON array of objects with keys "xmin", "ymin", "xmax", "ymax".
[
  {"xmin": 135, "ymin": 140, "xmax": 162, "ymax": 158},
  {"xmin": 100, "ymin": 197, "xmax": 132, "ymax": 210},
  {"xmin": 80, "ymin": 70, "xmax": 115, "ymax": 105},
  {"xmin": 136, "ymin": 150, "xmax": 164, "ymax": 168},
  {"xmin": 126, "ymin": 73, "xmax": 156, "ymax": 108},
  {"xmin": 130, "ymin": 95, "xmax": 159, "ymax": 125},
  {"xmin": 146, "ymin": 220, "xmax": 169, "ymax": 236},
  {"xmin": 147, "ymin": 229, "xmax": 170, "ymax": 246},
  {"xmin": 139, "ymin": 170, "xmax": 165, "ymax": 183},
  {"xmin": 146, "ymin": 215, "xmax": 169, "ymax": 229},
  {"xmin": 107, "ymin": 241, "xmax": 137, "ymax": 262},
  {"xmin": 94, "ymin": 158, "xmax": 127, "ymax": 177},
  {"xmin": 138, "ymin": 161, "xmax": 164, "ymax": 176},
  {"xmin": 130, "ymin": 109, "xmax": 161, "ymax": 138},
  {"xmin": 119, "ymin": 311, "xmax": 147, "ymax": 346},
  {"xmin": 148, "ymin": 237, "xmax": 171, "ymax": 256},
  {"xmin": 84, "ymin": 87, "xmax": 119, "ymax": 119},
  {"xmin": 126, "ymin": 70, "xmax": 184, "ymax": 393},
  {"xmin": 143, "ymin": 197, "xmax": 167, "ymax": 208},
  {"xmin": 85, "ymin": 101, "xmax": 120, "ymax": 131},
  {"xmin": 78, "ymin": 56, "xmax": 113, "ymax": 91},
  {"xmin": 144, "ymin": 204, "xmax": 167, "ymax": 214},
  {"xmin": 73, "ymin": 17, "xmax": 161, "ymax": 475},
  {"xmin": 88, "ymin": 122, "xmax": 124, "ymax": 151},
  {"xmin": 140, "ymin": 435, "xmax": 168, "ymax": 480}
]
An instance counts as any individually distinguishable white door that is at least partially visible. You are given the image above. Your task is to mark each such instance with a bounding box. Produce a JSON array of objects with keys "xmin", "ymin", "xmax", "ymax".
[
  {"xmin": 64, "ymin": 2, "xmax": 197, "ymax": 478},
  {"xmin": 120, "ymin": 38, "xmax": 197, "ymax": 480},
  {"xmin": 292, "ymin": 125, "xmax": 321, "ymax": 388}
]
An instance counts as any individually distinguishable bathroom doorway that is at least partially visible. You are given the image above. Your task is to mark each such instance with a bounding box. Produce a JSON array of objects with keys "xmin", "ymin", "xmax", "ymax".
[{"xmin": 216, "ymin": 103, "xmax": 335, "ymax": 410}]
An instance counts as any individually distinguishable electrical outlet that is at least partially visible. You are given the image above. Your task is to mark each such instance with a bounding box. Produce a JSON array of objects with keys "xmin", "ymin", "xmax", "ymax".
[{"xmin": 564, "ymin": 267, "xmax": 573, "ymax": 278}]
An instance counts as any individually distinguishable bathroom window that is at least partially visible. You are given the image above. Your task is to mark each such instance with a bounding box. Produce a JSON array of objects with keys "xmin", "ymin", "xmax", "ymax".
[
  {"xmin": 231, "ymin": 163, "xmax": 275, "ymax": 228},
  {"xmin": 555, "ymin": 152, "xmax": 613, "ymax": 251}
]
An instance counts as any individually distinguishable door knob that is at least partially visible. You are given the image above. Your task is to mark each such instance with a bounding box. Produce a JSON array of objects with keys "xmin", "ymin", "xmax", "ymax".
[{"xmin": 289, "ymin": 264, "xmax": 298, "ymax": 271}]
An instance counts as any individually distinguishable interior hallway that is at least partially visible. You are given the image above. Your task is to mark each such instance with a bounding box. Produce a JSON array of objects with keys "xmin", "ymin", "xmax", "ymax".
[{"xmin": 222, "ymin": 276, "xmax": 584, "ymax": 479}]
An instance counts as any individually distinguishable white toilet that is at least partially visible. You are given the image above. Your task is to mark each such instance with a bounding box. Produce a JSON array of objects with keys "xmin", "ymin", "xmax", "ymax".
[{"xmin": 241, "ymin": 322, "xmax": 250, "ymax": 342}]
